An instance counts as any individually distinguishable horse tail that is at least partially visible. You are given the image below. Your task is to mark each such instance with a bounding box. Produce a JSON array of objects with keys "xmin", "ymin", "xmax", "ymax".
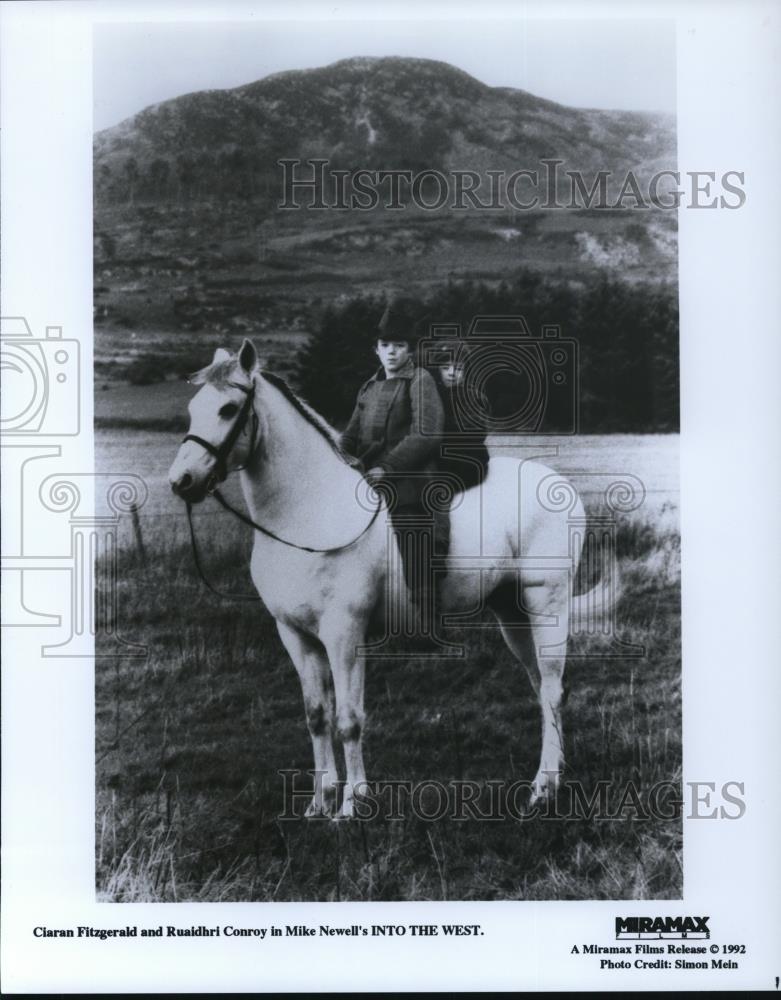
[{"xmin": 569, "ymin": 560, "xmax": 623, "ymax": 633}]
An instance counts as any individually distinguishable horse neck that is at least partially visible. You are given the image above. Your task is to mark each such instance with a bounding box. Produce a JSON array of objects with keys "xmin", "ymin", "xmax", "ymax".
[{"xmin": 239, "ymin": 380, "xmax": 364, "ymax": 546}]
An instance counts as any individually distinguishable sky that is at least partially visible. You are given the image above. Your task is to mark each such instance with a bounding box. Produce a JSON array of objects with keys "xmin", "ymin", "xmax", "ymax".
[{"xmin": 93, "ymin": 18, "xmax": 676, "ymax": 131}]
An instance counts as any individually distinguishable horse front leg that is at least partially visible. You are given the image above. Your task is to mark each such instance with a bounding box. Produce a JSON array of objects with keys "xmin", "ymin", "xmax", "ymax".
[
  {"xmin": 321, "ymin": 621, "xmax": 367, "ymax": 820},
  {"xmin": 276, "ymin": 622, "xmax": 340, "ymax": 817}
]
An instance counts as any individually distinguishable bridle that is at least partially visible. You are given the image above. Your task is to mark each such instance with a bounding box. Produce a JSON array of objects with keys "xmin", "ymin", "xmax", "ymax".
[
  {"xmin": 182, "ymin": 378, "xmax": 383, "ymax": 601},
  {"xmin": 183, "ymin": 379, "xmax": 259, "ymax": 489}
]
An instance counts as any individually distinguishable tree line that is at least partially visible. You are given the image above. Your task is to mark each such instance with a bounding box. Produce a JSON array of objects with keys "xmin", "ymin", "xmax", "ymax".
[
  {"xmin": 96, "ymin": 150, "xmax": 281, "ymax": 207},
  {"xmin": 295, "ymin": 273, "xmax": 679, "ymax": 434}
]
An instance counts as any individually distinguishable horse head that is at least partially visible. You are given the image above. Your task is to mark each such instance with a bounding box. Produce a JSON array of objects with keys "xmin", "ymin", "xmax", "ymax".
[{"xmin": 169, "ymin": 339, "xmax": 261, "ymax": 503}]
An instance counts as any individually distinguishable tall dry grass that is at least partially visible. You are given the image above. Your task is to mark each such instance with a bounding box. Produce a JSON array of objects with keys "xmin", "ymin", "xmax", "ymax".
[{"xmin": 96, "ymin": 498, "xmax": 681, "ymax": 902}]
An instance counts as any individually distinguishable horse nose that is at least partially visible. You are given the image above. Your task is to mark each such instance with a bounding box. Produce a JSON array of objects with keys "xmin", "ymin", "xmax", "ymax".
[{"xmin": 171, "ymin": 472, "xmax": 193, "ymax": 496}]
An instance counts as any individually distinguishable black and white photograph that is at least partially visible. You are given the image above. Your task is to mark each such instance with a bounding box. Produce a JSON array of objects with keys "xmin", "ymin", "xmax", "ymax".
[
  {"xmin": 1, "ymin": 0, "xmax": 779, "ymax": 993},
  {"xmin": 92, "ymin": 16, "xmax": 682, "ymax": 903}
]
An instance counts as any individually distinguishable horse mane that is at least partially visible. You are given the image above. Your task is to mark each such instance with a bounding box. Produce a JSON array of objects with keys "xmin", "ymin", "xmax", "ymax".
[
  {"xmin": 191, "ymin": 357, "xmax": 354, "ymax": 466},
  {"xmin": 260, "ymin": 370, "xmax": 354, "ymax": 465}
]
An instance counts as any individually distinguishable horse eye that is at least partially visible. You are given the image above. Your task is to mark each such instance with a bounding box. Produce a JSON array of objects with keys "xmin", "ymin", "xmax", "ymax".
[{"xmin": 219, "ymin": 403, "xmax": 239, "ymax": 419}]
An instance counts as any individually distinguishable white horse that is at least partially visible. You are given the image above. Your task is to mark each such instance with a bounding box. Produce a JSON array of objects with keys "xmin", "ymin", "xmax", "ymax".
[{"xmin": 168, "ymin": 340, "xmax": 614, "ymax": 819}]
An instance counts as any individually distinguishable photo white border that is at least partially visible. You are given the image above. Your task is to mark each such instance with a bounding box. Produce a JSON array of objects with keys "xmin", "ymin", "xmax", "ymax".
[{"xmin": 2, "ymin": 0, "xmax": 779, "ymax": 992}]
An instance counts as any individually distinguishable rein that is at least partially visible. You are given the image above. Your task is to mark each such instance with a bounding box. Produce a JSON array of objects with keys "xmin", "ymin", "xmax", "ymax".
[{"xmin": 183, "ymin": 377, "xmax": 383, "ymax": 600}]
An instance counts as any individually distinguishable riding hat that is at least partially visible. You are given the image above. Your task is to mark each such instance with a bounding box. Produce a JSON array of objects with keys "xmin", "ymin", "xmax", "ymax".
[{"xmin": 376, "ymin": 297, "xmax": 430, "ymax": 349}]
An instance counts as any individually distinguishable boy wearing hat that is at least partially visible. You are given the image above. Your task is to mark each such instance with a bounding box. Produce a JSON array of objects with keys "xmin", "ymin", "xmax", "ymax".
[{"xmin": 341, "ymin": 298, "xmax": 445, "ymax": 633}]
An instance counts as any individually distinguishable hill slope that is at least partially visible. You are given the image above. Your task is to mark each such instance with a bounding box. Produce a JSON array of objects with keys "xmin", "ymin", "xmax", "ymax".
[
  {"xmin": 95, "ymin": 56, "xmax": 675, "ymax": 201},
  {"xmin": 93, "ymin": 57, "xmax": 677, "ymax": 384}
]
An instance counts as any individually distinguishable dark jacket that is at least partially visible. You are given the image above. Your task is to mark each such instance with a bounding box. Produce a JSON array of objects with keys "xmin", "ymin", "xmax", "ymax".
[
  {"xmin": 435, "ymin": 383, "xmax": 491, "ymax": 493},
  {"xmin": 341, "ymin": 360, "xmax": 444, "ymax": 508}
]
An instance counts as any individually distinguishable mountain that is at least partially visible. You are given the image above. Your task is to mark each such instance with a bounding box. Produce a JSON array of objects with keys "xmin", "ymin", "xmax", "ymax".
[
  {"xmin": 92, "ymin": 57, "xmax": 677, "ymax": 386},
  {"xmin": 95, "ymin": 56, "xmax": 675, "ymax": 200}
]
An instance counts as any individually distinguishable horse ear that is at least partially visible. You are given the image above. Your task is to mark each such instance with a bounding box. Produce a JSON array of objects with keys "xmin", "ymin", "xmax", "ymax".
[
  {"xmin": 238, "ymin": 338, "xmax": 259, "ymax": 375},
  {"xmin": 188, "ymin": 346, "xmax": 230, "ymax": 384}
]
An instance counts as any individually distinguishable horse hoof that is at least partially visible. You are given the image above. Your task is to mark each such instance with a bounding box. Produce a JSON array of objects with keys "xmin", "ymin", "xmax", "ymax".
[
  {"xmin": 527, "ymin": 772, "xmax": 560, "ymax": 811},
  {"xmin": 305, "ymin": 800, "xmax": 333, "ymax": 819}
]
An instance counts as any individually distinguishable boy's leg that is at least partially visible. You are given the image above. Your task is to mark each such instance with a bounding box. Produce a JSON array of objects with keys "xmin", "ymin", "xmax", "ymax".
[
  {"xmin": 389, "ymin": 501, "xmax": 436, "ymax": 638},
  {"xmin": 433, "ymin": 508, "xmax": 451, "ymax": 559}
]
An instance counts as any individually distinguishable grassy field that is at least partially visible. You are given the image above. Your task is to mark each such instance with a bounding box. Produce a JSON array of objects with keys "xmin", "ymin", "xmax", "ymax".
[{"xmin": 95, "ymin": 430, "xmax": 681, "ymax": 902}]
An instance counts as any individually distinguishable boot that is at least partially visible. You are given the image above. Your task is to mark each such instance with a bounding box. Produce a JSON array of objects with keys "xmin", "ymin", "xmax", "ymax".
[{"xmin": 407, "ymin": 546, "xmax": 446, "ymax": 653}]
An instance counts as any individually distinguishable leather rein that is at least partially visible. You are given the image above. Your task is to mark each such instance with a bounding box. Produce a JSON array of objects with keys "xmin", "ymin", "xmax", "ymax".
[{"xmin": 182, "ymin": 379, "xmax": 382, "ymax": 601}]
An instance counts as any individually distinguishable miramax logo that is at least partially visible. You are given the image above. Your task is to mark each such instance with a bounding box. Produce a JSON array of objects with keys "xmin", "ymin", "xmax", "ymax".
[{"xmin": 615, "ymin": 916, "xmax": 710, "ymax": 940}]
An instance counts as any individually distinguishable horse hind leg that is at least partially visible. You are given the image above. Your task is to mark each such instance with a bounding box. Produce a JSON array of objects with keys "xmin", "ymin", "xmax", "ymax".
[
  {"xmin": 489, "ymin": 581, "xmax": 539, "ymax": 694},
  {"xmin": 491, "ymin": 578, "xmax": 569, "ymax": 804},
  {"xmin": 276, "ymin": 622, "xmax": 339, "ymax": 818}
]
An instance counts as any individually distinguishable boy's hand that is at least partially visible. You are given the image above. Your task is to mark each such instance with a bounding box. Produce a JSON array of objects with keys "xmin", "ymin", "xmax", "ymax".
[{"xmin": 365, "ymin": 466, "xmax": 385, "ymax": 484}]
